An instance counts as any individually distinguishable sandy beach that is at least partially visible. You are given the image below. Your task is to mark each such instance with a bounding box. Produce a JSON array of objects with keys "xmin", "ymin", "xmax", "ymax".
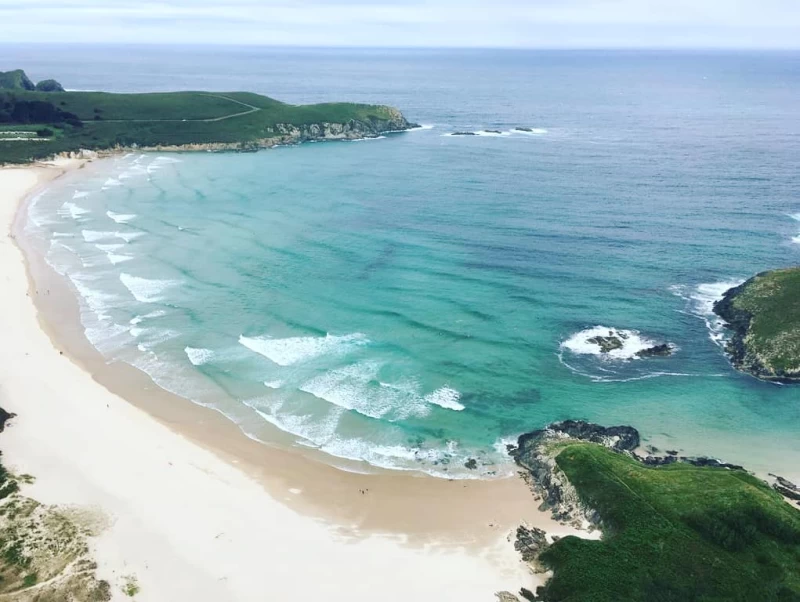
[{"xmin": 0, "ymin": 159, "xmax": 571, "ymax": 601}]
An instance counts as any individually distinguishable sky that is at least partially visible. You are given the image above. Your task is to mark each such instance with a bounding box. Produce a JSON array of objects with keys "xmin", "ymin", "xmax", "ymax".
[{"xmin": 1, "ymin": 0, "xmax": 798, "ymax": 48}]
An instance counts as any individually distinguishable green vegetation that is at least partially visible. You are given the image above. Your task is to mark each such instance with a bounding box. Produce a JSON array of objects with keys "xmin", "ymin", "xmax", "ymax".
[
  {"xmin": 0, "ymin": 69, "xmax": 36, "ymax": 91},
  {"xmin": 714, "ymin": 267, "xmax": 800, "ymax": 380},
  {"xmin": 0, "ymin": 408, "xmax": 111, "ymax": 601},
  {"xmin": 122, "ymin": 575, "xmax": 140, "ymax": 597},
  {"xmin": 0, "ymin": 70, "xmax": 413, "ymax": 164},
  {"xmin": 533, "ymin": 443, "xmax": 800, "ymax": 601}
]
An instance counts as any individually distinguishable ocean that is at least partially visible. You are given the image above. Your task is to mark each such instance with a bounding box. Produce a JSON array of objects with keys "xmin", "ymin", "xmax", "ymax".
[{"xmin": 9, "ymin": 46, "xmax": 800, "ymax": 478}]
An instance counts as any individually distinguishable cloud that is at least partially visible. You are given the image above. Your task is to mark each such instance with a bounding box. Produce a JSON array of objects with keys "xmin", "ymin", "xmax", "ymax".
[{"xmin": 0, "ymin": 0, "xmax": 798, "ymax": 47}]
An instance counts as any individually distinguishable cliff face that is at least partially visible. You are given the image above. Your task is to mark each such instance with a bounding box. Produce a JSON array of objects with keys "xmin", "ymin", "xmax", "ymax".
[
  {"xmin": 270, "ymin": 111, "xmax": 414, "ymax": 141},
  {"xmin": 125, "ymin": 113, "xmax": 418, "ymax": 153}
]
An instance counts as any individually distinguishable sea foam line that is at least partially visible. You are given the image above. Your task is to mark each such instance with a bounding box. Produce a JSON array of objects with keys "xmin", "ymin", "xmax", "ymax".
[
  {"xmin": 120, "ymin": 272, "xmax": 180, "ymax": 304},
  {"xmin": 238, "ymin": 332, "xmax": 368, "ymax": 366}
]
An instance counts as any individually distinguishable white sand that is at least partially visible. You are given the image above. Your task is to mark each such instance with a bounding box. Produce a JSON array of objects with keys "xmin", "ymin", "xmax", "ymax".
[{"xmin": 0, "ymin": 162, "xmax": 538, "ymax": 601}]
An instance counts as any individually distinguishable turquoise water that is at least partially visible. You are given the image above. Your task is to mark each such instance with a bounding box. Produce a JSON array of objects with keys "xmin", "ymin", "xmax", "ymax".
[{"xmin": 17, "ymin": 48, "xmax": 800, "ymax": 478}]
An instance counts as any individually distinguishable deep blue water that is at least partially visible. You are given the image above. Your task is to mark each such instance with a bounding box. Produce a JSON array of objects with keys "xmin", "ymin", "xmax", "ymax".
[{"xmin": 9, "ymin": 46, "xmax": 800, "ymax": 478}]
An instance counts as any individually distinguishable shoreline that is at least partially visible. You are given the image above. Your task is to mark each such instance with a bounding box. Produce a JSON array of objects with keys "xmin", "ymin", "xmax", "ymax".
[{"xmin": 0, "ymin": 157, "xmax": 571, "ymax": 600}]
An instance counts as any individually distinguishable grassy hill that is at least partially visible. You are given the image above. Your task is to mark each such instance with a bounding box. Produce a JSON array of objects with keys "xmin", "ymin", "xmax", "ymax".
[
  {"xmin": 714, "ymin": 267, "xmax": 800, "ymax": 381},
  {"xmin": 532, "ymin": 443, "xmax": 800, "ymax": 602},
  {"xmin": 0, "ymin": 72, "xmax": 415, "ymax": 163}
]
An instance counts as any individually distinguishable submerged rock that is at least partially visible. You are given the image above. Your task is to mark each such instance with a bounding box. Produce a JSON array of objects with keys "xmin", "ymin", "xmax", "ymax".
[
  {"xmin": 451, "ymin": 131, "xmax": 477, "ymax": 136},
  {"xmin": 515, "ymin": 127, "xmax": 533, "ymax": 132}
]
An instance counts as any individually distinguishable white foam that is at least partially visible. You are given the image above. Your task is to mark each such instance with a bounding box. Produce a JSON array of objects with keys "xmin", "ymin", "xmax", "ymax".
[
  {"xmin": 83, "ymin": 230, "xmax": 145, "ymax": 244},
  {"xmin": 350, "ymin": 136, "xmax": 387, "ymax": 142},
  {"xmin": 107, "ymin": 253, "xmax": 134, "ymax": 265},
  {"xmin": 129, "ymin": 310, "xmax": 167, "ymax": 326},
  {"xmin": 82, "ymin": 230, "xmax": 116, "ymax": 243},
  {"xmin": 670, "ymin": 280, "xmax": 744, "ymax": 346},
  {"xmin": 103, "ymin": 177, "xmax": 123, "ymax": 188},
  {"xmin": 561, "ymin": 326, "xmax": 659, "ymax": 360},
  {"xmin": 475, "ymin": 130, "xmax": 511, "ymax": 137},
  {"xmin": 789, "ymin": 213, "xmax": 800, "ymax": 222},
  {"xmin": 512, "ymin": 128, "xmax": 548, "ymax": 135},
  {"xmin": 264, "ymin": 380, "xmax": 283, "ymax": 389},
  {"xmin": 107, "ymin": 211, "xmax": 137, "ymax": 224},
  {"xmin": 185, "ymin": 346, "xmax": 215, "ymax": 366},
  {"xmin": 95, "ymin": 243, "xmax": 125, "ymax": 253},
  {"xmin": 129, "ymin": 327, "xmax": 179, "ymax": 350},
  {"xmin": 72, "ymin": 190, "xmax": 90, "ymax": 199},
  {"xmin": 119, "ymin": 272, "xmax": 180, "ymax": 303},
  {"xmin": 300, "ymin": 362, "xmax": 430, "ymax": 420},
  {"xmin": 116, "ymin": 231, "xmax": 145, "ymax": 243},
  {"xmin": 424, "ymin": 386, "xmax": 465, "ymax": 411},
  {"xmin": 793, "ymin": 235, "xmax": 800, "ymax": 245},
  {"xmin": 69, "ymin": 274, "xmax": 120, "ymax": 323},
  {"xmin": 58, "ymin": 202, "xmax": 90, "ymax": 220},
  {"xmin": 238, "ymin": 332, "xmax": 367, "ymax": 366}
]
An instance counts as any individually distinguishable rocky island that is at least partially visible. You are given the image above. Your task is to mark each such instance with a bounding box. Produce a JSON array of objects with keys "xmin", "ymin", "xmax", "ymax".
[
  {"xmin": 0, "ymin": 69, "xmax": 417, "ymax": 164},
  {"xmin": 500, "ymin": 420, "xmax": 800, "ymax": 602},
  {"xmin": 714, "ymin": 267, "xmax": 800, "ymax": 381}
]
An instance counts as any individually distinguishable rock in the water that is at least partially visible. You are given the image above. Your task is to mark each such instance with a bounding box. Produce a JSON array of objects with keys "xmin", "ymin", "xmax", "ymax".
[
  {"xmin": 587, "ymin": 335, "xmax": 624, "ymax": 353},
  {"xmin": 636, "ymin": 343, "xmax": 673, "ymax": 358},
  {"xmin": 515, "ymin": 127, "xmax": 533, "ymax": 132},
  {"xmin": 771, "ymin": 475, "xmax": 800, "ymax": 501},
  {"xmin": 495, "ymin": 592, "xmax": 521, "ymax": 602},
  {"xmin": 451, "ymin": 131, "xmax": 477, "ymax": 136},
  {"xmin": 485, "ymin": 129, "xmax": 503, "ymax": 134},
  {"xmin": 464, "ymin": 458, "xmax": 478, "ymax": 470}
]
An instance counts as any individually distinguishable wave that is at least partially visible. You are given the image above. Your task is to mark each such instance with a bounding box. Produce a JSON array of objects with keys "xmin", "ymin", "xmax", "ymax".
[
  {"xmin": 129, "ymin": 310, "xmax": 168, "ymax": 326},
  {"xmin": 82, "ymin": 230, "xmax": 143, "ymax": 244},
  {"xmin": 69, "ymin": 273, "xmax": 121, "ymax": 324},
  {"xmin": 107, "ymin": 211, "xmax": 137, "ymax": 224},
  {"xmin": 119, "ymin": 272, "xmax": 180, "ymax": 304},
  {"xmin": 789, "ymin": 213, "xmax": 800, "ymax": 222},
  {"xmin": 561, "ymin": 326, "xmax": 660, "ymax": 360},
  {"xmin": 102, "ymin": 178, "xmax": 123, "ymax": 189},
  {"xmin": 72, "ymin": 190, "xmax": 90, "ymax": 199},
  {"xmin": 58, "ymin": 202, "xmax": 90, "ymax": 220},
  {"xmin": 238, "ymin": 332, "xmax": 367, "ymax": 366},
  {"xmin": 349, "ymin": 135, "xmax": 387, "ymax": 142},
  {"xmin": 793, "ymin": 235, "xmax": 800, "ymax": 245},
  {"xmin": 245, "ymin": 399, "xmax": 499, "ymax": 479},
  {"xmin": 670, "ymin": 280, "xmax": 744, "ymax": 347},
  {"xmin": 185, "ymin": 346, "xmax": 214, "ymax": 366},
  {"xmin": 129, "ymin": 327, "xmax": 179, "ymax": 350},
  {"xmin": 424, "ymin": 386, "xmax": 465, "ymax": 411},
  {"xmin": 95, "ymin": 243, "xmax": 125, "ymax": 253},
  {"xmin": 107, "ymin": 253, "xmax": 134, "ymax": 265},
  {"xmin": 264, "ymin": 380, "xmax": 283, "ymax": 389},
  {"xmin": 298, "ymin": 362, "xmax": 428, "ymax": 420}
]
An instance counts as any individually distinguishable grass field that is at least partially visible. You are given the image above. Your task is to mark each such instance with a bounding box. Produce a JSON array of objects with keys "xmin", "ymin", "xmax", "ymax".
[
  {"xmin": 0, "ymin": 89, "xmax": 410, "ymax": 163},
  {"xmin": 534, "ymin": 443, "xmax": 800, "ymax": 601},
  {"xmin": 720, "ymin": 268, "xmax": 800, "ymax": 377}
]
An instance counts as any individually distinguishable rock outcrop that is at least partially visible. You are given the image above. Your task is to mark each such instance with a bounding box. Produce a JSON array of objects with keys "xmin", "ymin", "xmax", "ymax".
[
  {"xmin": 713, "ymin": 268, "xmax": 800, "ymax": 382},
  {"xmin": 509, "ymin": 420, "xmax": 749, "ymax": 526},
  {"xmin": 35, "ymin": 79, "xmax": 65, "ymax": 92}
]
